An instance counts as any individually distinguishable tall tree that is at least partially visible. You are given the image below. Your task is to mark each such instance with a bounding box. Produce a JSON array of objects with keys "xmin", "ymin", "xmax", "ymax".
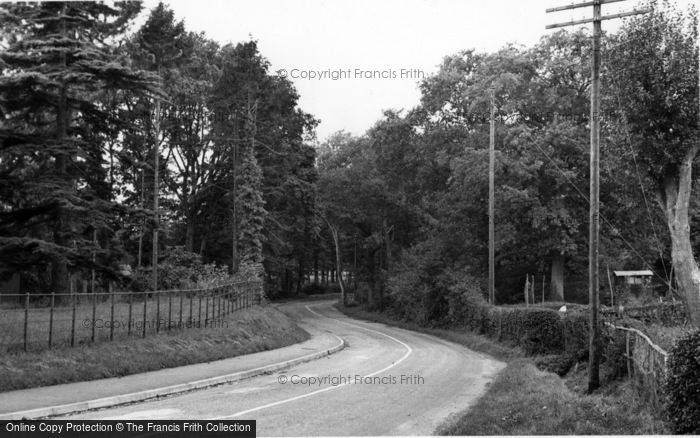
[
  {"xmin": 606, "ymin": 1, "xmax": 699, "ymax": 323},
  {"xmin": 132, "ymin": 2, "xmax": 187, "ymax": 289},
  {"xmin": 0, "ymin": 2, "xmax": 155, "ymax": 294}
]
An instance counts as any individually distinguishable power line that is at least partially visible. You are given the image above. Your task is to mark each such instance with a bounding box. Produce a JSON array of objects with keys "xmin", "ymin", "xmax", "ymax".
[{"xmin": 546, "ymin": 0, "xmax": 650, "ymax": 393}]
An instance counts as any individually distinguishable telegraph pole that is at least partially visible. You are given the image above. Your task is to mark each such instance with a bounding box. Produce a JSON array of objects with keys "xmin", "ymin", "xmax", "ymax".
[
  {"xmin": 546, "ymin": 0, "xmax": 650, "ymax": 393},
  {"xmin": 488, "ymin": 88, "xmax": 496, "ymax": 305}
]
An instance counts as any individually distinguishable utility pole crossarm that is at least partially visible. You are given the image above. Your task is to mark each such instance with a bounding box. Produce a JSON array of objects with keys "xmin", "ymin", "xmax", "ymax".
[
  {"xmin": 546, "ymin": 0, "xmax": 625, "ymax": 13},
  {"xmin": 546, "ymin": 7, "xmax": 651, "ymax": 29}
]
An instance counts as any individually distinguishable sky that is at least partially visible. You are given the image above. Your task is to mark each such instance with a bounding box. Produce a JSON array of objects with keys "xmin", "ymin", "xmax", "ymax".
[{"xmin": 141, "ymin": 0, "xmax": 697, "ymax": 142}]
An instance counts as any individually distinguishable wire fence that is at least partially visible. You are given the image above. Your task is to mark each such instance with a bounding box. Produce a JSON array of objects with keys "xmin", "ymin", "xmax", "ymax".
[
  {"xmin": 605, "ymin": 322, "xmax": 668, "ymax": 409},
  {"xmin": 0, "ymin": 281, "xmax": 263, "ymax": 354}
]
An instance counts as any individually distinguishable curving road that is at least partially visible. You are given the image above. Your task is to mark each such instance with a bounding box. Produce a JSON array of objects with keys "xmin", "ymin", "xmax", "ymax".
[{"xmin": 64, "ymin": 300, "xmax": 505, "ymax": 436}]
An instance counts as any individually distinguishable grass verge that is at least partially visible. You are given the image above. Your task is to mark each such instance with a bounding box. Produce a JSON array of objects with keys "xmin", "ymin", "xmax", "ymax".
[
  {"xmin": 437, "ymin": 359, "xmax": 669, "ymax": 435},
  {"xmin": 0, "ymin": 305, "xmax": 308, "ymax": 392},
  {"xmin": 336, "ymin": 303, "xmax": 670, "ymax": 435}
]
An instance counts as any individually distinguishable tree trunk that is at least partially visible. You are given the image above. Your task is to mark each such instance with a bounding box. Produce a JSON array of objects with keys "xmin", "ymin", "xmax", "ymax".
[
  {"xmin": 296, "ymin": 259, "xmax": 304, "ymax": 296},
  {"xmin": 550, "ymin": 252, "xmax": 565, "ymax": 301},
  {"xmin": 658, "ymin": 144, "xmax": 700, "ymax": 326},
  {"xmin": 231, "ymin": 137, "xmax": 239, "ymax": 274},
  {"xmin": 185, "ymin": 219, "xmax": 195, "ymax": 253},
  {"xmin": 52, "ymin": 9, "xmax": 70, "ymax": 300},
  {"xmin": 152, "ymin": 94, "xmax": 161, "ymax": 291},
  {"xmin": 199, "ymin": 232, "xmax": 207, "ymax": 256},
  {"xmin": 314, "ymin": 250, "xmax": 319, "ymax": 285},
  {"xmin": 137, "ymin": 170, "xmax": 145, "ymax": 268},
  {"xmin": 324, "ymin": 218, "xmax": 346, "ymax": 305}
]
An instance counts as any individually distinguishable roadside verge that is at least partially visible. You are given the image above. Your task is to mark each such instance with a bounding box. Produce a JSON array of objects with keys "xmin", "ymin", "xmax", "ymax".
[{"xmin": 0, "ymin": 305, "xmax": 345, "ymax": 420}]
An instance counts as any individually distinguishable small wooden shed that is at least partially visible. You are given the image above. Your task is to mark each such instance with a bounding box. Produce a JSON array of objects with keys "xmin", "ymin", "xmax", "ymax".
[{"xmin": 613, "ymin": 270, "xmax": 653, "ymax": 285}]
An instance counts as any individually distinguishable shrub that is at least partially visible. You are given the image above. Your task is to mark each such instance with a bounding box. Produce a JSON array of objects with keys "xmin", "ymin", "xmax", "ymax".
[
  {"xmin": 483, "ymin": 307, "xmax": 563, "ymax": 354},
  {"xmin": 300, "ymin": 283, "xmax": 327, "ymax": 295},
  {"xmin": 444, "ymin": 269, "xmax": 488, "ymax": 330},
  {"xmin": 561, "ymin": 310, "xmax": 589, "ymax": 361},
  {"xmin": 535, "ymin": 353, "xmax": 577, "ymax": 376},
  {"xmin": 386, "ymin": 243, "xmax": 447, "ymax": 324},
  {"xmin": 130, "ymin": 247, "xmax": 234, "ymax": 292},
  {"xmin": 664, "ymin": 329, "xmax": 700, "ymax": 434},
  {"xmin": 602, "ymin": 327, "xmax": 629, "ymax": 381}
]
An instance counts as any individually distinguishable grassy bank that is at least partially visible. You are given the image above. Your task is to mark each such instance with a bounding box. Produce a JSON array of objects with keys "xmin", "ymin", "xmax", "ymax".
[
  {"xmin": 336, "ymin": 303, "xmax": 670, "ymax": 435},
  {"xmin": 438, "ymin": 360, "xmax": 669, "ymax": 435},
  {"xmin": 0, "ymin": 305, "xmax": 308, "ymax": 392}
]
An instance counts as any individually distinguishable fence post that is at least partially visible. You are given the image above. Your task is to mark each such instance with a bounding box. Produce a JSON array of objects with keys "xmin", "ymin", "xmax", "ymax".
[
  {"xmin": 179, "ymin": 291, "xmax": 183, "ymax": 328},
  {"xmin": 167, "ymin": 291, "xmax": 172, "ymax": 332},
  {"xmin": 189, "ymin": 293, "xmax": 193, "ymax": 324},
  {"xmin": 205, "ymin": 294, "xmax": 209, "ymax": 326},
  {"xmin": 128, "ymin": 291, "xmax": 133, "ymax": 336},
  {"xmin": 142, "ymin": 291, "xmax": 147, "ymax": 338},
  {"xmin": 91, "ymin": 288, "xmax": 97, "ymax": 343},
  {"xmin": 70, "ymin": 291, "xmax": 76, "ymax": 347},
  {"xmin": 109, "ymin": 283, "xmax": 115, "ymax": 342},
  {"xmin": 49, "ymin": 291, "xmax": 55, "ymax": 348},
  {"xmin": 23, "ymin": 292, "xmax": 29, "ymax": 352},
  {"xmin": 218, "ymin": 287, "xmax": 222, "ymax": 320},
  {"xmin": 156, "ymin": 290, "xmax": 161, "ymax": 333},
  {"xmin": 198, "ymin": 290, "xmax": 202, "ymax": 326},
  {"xmin": 524, "ymin": 275, "xmax": 530, "ymax": 307},
  {"xmin": 626, "ymin": 331, "xmax": 632, "ymax": 377}
]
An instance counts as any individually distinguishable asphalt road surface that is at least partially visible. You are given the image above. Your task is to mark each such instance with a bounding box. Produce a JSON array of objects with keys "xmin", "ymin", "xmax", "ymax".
[{"xmin": 64, "ymin": 300, "xmax": 505, "ymax": 436}]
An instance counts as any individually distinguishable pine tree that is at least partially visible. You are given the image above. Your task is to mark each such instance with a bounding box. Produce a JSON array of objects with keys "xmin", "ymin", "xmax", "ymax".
[
  {"xmin": 0, "ymin": 2, "xmax": 156, "ymax": 293},
  {"xmin": 130, "ymin": 2, "xmax": 187, "ymax": 289}
]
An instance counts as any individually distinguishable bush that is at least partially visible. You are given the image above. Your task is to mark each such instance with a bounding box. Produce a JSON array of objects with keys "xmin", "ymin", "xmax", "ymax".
[
  {"xmin": 664, "ymin": 329, "xmax": 700, "ymax": 434},
  {"xmin": 535, "ymin": 353, "xmax": 577, "ymax": 376},
  {"xmin": 602, "ymin": 327, "xmax": 629, "ymax": 381},
  {"xmin": 300, "ymin": 283, "xmax": 327, "ymax": 295},
  {"xmin": 130, "ymin": 247, "xmax": 234, "ymax": 292},
  {"xmin": 561, "ymin": 310, "xmax": 589, "ymax": 360},
  {"xmin": 444, "ymin": 269, "xmax": 488, "ymax": 329},
  {"xmin": 489, "ymin": 307, "xmax": 564, "ymax": 355},
  {"xmin": 386, "ymin": 243, "xmax": 448, "ymax": 324}
]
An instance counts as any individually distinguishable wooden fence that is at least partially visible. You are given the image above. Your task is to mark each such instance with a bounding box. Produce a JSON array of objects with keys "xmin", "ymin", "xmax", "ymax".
[
  {"xmin": 0, "ymin": 280, "xmax": 263, "ymax": 353},
  {"xmin": 605, "ymin": 322, "xmax": 668, "ymax": 408}
]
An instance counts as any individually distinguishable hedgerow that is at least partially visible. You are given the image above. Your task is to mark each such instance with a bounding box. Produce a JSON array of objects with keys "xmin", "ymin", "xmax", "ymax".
[{"xmin": 664, "ymin": 329, "xmax": 700, "ymax": 434}]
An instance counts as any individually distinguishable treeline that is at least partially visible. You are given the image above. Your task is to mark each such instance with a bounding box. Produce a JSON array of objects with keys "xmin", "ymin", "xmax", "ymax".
[
  {"xmin": 2, "ymin": 2, "xmax": 699, "ymax": 320},
  {"xmin": 0, "ymin": 2, "xmax": 318, "ymax": 296},
  {"xmin": 317, "ymin": 1, "xmax": 700, "ymax": 324}
]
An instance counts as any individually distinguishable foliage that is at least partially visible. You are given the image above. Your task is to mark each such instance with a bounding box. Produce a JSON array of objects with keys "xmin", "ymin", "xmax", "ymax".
[
  {"xmin": 489, "ymin": 307, "xmax": 564, "ymax": 355},
  {"xmin": 438, "ymin": 360, "xmax": 669, "ymax": 435},
  {"xmin": 534, "ymin": 354, "xmax": 577, "ymax": 377},
  {"xmin": 131, "ymin": 247, "xmax": 231, "ymax": 291},
  {"xmin": 664, "ymin": 329, "xmax": 700, "ymax": 433},
  {"xmin": 0, "ymin": 2, "xmax": 317, "ymax": 297},
  {"xmin": 0, "ymin": 2, "xmax": 156, "ymax": 293}
]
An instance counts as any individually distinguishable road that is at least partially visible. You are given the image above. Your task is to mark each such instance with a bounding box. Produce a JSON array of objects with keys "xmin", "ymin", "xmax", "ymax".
[{"xmin": 63, "ymin": 300, "xmax": 505, "ymax": 436}]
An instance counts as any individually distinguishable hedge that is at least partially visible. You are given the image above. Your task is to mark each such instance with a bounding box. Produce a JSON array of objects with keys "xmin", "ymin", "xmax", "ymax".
[
  {"xmin": 485, "ymin": 306, "xmax": 564, "ymax": 355},
  {"xmin": 664, "ymin": 329, "xmax": 700, "ymax": 434}
]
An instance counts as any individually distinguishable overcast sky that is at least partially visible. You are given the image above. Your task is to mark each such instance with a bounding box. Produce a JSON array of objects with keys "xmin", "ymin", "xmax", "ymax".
[{"xmin": 140, "ymin": 0, "xmax": 697, "ymax": 142}]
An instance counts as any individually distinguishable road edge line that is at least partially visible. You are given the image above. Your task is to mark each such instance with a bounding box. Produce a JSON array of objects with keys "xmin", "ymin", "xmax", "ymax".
[{"xmin": 0, "ymin": 335, "xmax": 345, "ymax": 420}]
